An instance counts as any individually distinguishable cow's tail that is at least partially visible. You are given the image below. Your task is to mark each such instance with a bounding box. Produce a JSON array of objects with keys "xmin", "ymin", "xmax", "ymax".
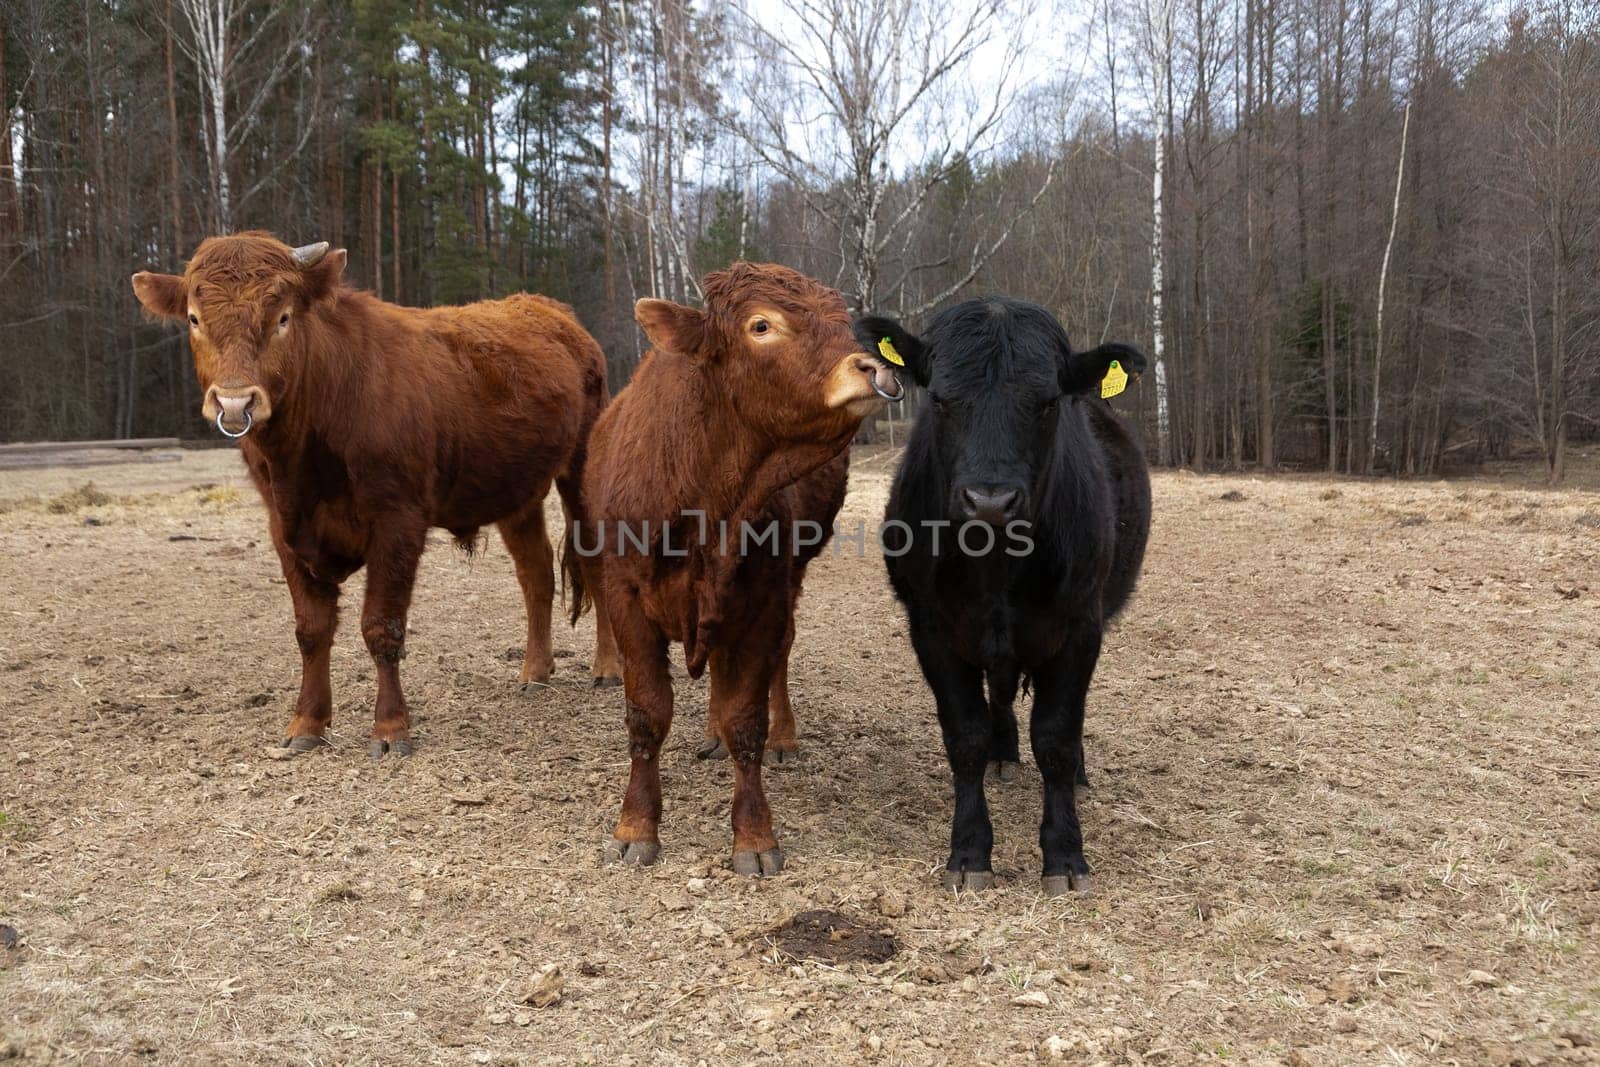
[
  {"xmin": 556, "ymin": 473, "xmax": 591, "ymax": 627},
  {"xmin": 561, "ymin": 526, "xmax": 590, "ymax": 627},
  {"xmin": 556, "ymin": 336, "xmax": 610, "ymax": 627}
]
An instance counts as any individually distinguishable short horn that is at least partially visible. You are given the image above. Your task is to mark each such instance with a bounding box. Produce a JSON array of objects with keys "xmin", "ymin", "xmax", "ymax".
[{"xmin": 291, "ymin": 241, "xmax": 329, "ymax": 268}]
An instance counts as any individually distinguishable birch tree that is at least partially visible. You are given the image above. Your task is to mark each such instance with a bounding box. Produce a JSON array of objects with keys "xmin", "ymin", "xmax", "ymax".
[
  {"xmin": 726, "ymin": 0, "xmax": 1051, "ymax": 313},
  {"xmin": 1140, "ymin": 0, "xmax": 1176, "ymax": 463},
  {"xmin": 1368, "ymin": 99, "xmax": 1409, "ymax": 473},
  {"xmin": 610, "ymin": 0, "xmax": 721, "ymax": 302},
  {"xmin": 173, "ymin": 0, "xmax": 315, "ymax": 231}
]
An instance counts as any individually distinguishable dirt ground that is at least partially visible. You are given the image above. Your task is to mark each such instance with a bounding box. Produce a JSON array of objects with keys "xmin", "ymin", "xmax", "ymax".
[{"xmin": 1, "ymin": 445, "xmax": 1598, "ymax": 1065}]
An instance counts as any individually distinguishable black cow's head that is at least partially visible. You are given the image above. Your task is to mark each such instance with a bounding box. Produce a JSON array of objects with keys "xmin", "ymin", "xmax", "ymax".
[{"xmin": 856, "ymin": 298, "xmax": 1146, "ymax": 525}]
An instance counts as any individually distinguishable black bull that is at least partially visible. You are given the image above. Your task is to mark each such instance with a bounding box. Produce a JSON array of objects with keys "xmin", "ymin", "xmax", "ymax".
[{"xmin": 857, "ymin": 297, "xmax": 1152, "ymax": 896}]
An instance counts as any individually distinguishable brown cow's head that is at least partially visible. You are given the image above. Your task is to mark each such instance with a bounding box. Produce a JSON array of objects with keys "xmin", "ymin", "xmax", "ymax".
[
  {"xmin": 131, "ymin": 232, "xmax": 347, "ymax": 437},
  {"xmin": 634, "ymin": 263, "xmax": 899, "ymax": 445}
]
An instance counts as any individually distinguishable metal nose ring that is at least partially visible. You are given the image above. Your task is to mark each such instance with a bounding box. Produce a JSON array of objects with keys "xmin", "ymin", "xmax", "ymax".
[
  {"xmin": 215, "ymin": 407, "xmax": 253, "ymax": 439},
  {"xmin": 872, "ymin": 376, "xmax": 905, "ymax": 402}
]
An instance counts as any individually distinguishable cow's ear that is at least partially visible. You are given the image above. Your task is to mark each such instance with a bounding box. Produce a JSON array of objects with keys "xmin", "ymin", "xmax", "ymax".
[
  {"xmin": 299, "ymin": 248, "xmax": 347, "ymax": 304},
  {"xmin": 131, "ymin": 272, "xmax": 187, "ymax": 320},
  {"xmin": 853, "ymin": 314, "xmax": 929, "ymax": 388},
  {"xmin": 635, "ymin": 298, "xmax": 706, "ymax": 358},
  {"xmin": 1059, "ymin": 341, "xmax": 1149, "ymax": 396}
]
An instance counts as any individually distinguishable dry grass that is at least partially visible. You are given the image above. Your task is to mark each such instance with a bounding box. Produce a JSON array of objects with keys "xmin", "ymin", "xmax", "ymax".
[{"xmin": 1, "ymin": 448, "xmax": 1598, "ymax": 1065}]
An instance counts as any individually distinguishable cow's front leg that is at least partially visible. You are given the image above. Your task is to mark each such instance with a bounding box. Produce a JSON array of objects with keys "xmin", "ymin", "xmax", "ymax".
[
  {"xmin": 1030, "ymin": 617, "xmax": 1103, "ymax": 895},
  {"xmin": 709, "ymin": 605, "xmax": 785, "ymax": 875},
  {"xmin": 909, "ymin": 617, "xmax": 993, "ymax": 891},
  {"xmin": 603, "ymin": 587, "xmax": 672, "ymax": 867},
  {"xmin": 359, "ymin": 520, "xmax": 427, "ymax": 758},
  {"xmin": 276, "ymin": 546, "xmax": 340, "ymax": 752}
]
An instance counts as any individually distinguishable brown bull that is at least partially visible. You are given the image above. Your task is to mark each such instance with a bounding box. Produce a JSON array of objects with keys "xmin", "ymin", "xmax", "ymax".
[
  {"xmin": 577, "ymin": 262, "xmax": 899, "ymax": 875},
  {"xmin": 132, "ymin": 232, "xmax": 621, "ymax": 757}
]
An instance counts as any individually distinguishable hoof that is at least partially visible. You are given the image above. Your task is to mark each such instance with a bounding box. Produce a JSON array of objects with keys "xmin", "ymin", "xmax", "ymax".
[
  {"xmin": 942, "ymin": 869, "xmax": 995, "ymax": 893},
  {"xmin": 279, "ymin": 735, "xmax": 329, "ymax": 754},
  {"xmin": 602, "ymin": 838, "xmax": 661, "ymax": 867},
  {"xmin": 367, "ymin": 738, "xmax": 414, "ymax": 759},
  {"xmin": 764, "ymin": 747, "xmax": 800, "ymax": 766},
  {"xmin": 987, "ymin": 759, "xmax": 1021, "ymax": 784},
  {"xmin": 592, "ymin": 675, "xmax": 624, "ymax": 690},
  {"xmin": 695, "ymin": 737, "xmax": 728, "ymax": 760},
  {"xmin": 1041, "ymin": 872, "xmax": 1093, "ymax": 897},
  {"xmin": 731, "ymin": 848, "xmax": 785, "ymax": 877}
]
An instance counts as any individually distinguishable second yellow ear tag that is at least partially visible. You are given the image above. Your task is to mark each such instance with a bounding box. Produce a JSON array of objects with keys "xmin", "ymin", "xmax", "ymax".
[
  {"xmin": 877, "ymin": 337, "xmax": 905, "ymax": 367},
  {"xmin": 1100, "ymin": 360, "xmax": 1129, "ymax": 399}
]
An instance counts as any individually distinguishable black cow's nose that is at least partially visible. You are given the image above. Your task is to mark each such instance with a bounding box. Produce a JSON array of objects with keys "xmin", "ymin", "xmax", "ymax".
[{"xmin": 960, "ymin": 486, "xmax": 1020, "ymax": 525}]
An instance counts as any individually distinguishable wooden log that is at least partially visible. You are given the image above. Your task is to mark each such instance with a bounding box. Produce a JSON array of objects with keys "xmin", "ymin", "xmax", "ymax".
[
  {"xmin": 0, "ymin": 450, "xmax": 185, "ymax": 471},
  {"xmin": 0, "ymin": 437, "xmax": 181, "ymax": 454}
]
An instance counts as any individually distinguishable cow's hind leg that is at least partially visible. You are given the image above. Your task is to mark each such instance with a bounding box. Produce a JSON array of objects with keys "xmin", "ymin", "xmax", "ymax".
[
  {"xmin": 589, "ymin": 596, "xmax": 623, "ymax": 688},
  {"xmin": 603, "ymin": 593, "xmax": 673, "ymax": 867},
  {"xmin": 909, "ymin": 617, "xmax": 993, "ymax": 892},
  {"xmin": 696, "ymin": 702, "xmax": 727, "ymax": 760},
  {"xmin": 764, "ymin": 607, "xmax": 800, "ymax": 764},
  {"xmin": 554, "ymin": 487, "xmax": 622, "ymax": 688},
  {"xmin": 1030, "ymin": 617, "xmax": 1102, "ymax": 896},
  {"xmin": 709, "ymin": 609, "xmax": 785, "ymax": 876},
  {"xmin": 697, "ymin": 608, "xmax": 797, "ymax": 764},
  {"xmin": 498, "ymin": 493, "xmax": 557, "ymax": 691},
  {"xmin": 278, "ymin": 550, "xmax": 340, "ymax": 752},
  {"xmin": 360, "ymin": 519, "xmax": 427, "ymax": 758},
  {"xmin": 986, "ymin": 659, "xmax": 1023, "ymax": 784},
  {"xmin": 696, "ymin": 637, "xmax": 727, "ymax": 760}
]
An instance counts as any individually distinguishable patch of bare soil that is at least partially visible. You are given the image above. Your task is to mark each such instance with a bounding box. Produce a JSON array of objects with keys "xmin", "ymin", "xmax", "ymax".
[
  {"xmin": 1, "ymin": 450, "xmax": 1598, "ymax": 1064},
  {"xmin": 760, "ymin": 910, "xmax": 900, "ymax": 967}
]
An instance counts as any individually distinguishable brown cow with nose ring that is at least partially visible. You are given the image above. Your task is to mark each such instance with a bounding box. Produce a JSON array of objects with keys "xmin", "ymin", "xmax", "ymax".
[
  {"xmin": 576, "ymin": 262, "xmax": 900, "ymax": 876},
  {"xmin": 132, "ymin": 231, "xmax": 621, "ymax": 756}
]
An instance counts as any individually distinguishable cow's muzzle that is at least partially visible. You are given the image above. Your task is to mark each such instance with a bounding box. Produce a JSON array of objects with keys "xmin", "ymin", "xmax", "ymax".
[
  {"xmin": 203, "ymin": 385, "xmax": 271, "ymax": 438},
  {"xmin": 958, "ymin": 484, "xmax": 1023, "ymax": 526},
  {"xmin": 826, "ymin": 354, "xmax": 902, "ymax": 414}
]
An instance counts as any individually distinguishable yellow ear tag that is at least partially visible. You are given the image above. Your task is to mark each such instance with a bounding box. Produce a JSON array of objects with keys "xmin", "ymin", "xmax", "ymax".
[
  {"xmin": 1100, "ymin": 359, "xmax": 1128, "ymax": 399},
  {"xmin": 877, "ymin": 337, "xmax": 905, "ymax": 367}
]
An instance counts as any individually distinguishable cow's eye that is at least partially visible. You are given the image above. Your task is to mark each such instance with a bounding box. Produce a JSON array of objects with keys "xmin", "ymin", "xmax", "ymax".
[
  {"xmin": 931, "ymin": 396, "xmax": 948, "ymax": 415},
  {"xmin": 751, "ymin": 319, "xmax": 770, "ymax": 336},
  {"xmin": 1040, "ymin": 397, "xmax": 1060, "ymax": 420},
  {"xmin": 188, "ymin": 313, "xmax": 199, "ymax": 327},
  {"xmin": 279, "ymin": 312, "xmax": 291, "ymax": 328}
]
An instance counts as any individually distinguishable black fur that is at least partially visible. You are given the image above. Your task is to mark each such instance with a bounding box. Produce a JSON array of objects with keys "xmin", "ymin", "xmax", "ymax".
[{"xmin": 856, "ymin": 298, "xmax": 1152, "ymax": 889}]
